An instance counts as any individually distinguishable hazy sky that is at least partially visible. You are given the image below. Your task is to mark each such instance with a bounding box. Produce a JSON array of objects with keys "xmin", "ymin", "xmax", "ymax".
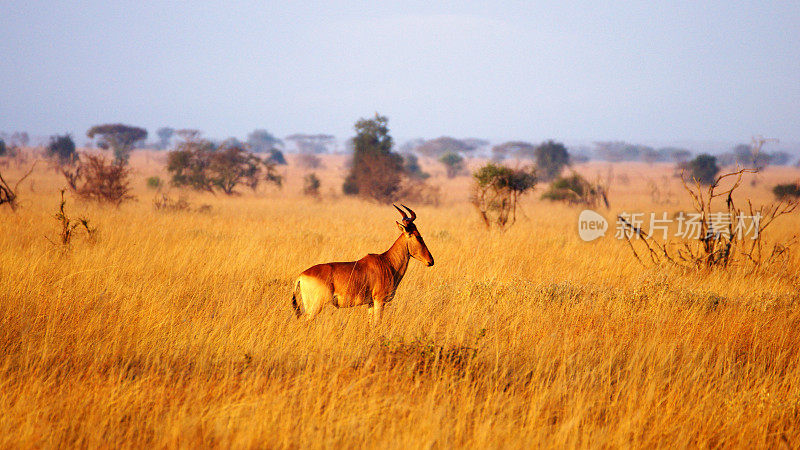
[{"xmin": 1, "ymin": 1, "xmax": 799, "ymax": 144}]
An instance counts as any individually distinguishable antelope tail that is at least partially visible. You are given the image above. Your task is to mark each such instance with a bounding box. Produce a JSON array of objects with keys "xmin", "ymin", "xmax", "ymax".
[{"xmin": 291, "ymin": 279, "xmax": 302, "ymax": 318}]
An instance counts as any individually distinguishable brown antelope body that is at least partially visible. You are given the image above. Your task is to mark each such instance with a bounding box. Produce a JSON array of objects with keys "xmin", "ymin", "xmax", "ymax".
[{"xmin": 291, "ymin": 205, "xmax": 433, "ymax": 324}]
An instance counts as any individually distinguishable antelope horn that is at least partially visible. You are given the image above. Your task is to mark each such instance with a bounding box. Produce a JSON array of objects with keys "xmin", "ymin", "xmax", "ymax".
[
  {"xmin": 400, "ymin": 204, "xmax": 416, "ymax": 221},
  {"xmin": 393, "ymin": 204, "xmax": 409, "ymax": 221}
]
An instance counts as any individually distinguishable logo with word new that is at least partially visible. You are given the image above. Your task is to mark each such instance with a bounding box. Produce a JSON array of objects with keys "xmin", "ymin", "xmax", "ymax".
[{"xmin": 578, "ymin": 209, "xmax": 608, "ymax": 242}]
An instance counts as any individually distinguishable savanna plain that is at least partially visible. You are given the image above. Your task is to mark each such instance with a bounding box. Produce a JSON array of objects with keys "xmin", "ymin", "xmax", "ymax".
[{"xmin": 1, "ymin": 152, "xmax": 800, "ymax": 448}]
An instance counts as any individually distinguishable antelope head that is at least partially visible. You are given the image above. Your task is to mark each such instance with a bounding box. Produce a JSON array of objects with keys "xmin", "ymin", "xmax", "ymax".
[{"xmin": 394, "ymin": 204, "xmax": 434, "ymax": 267}]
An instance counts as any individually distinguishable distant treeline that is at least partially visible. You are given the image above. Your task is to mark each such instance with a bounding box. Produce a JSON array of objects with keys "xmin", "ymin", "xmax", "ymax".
[{"xmin": 2, "ymin": 127, "xmax": 798, "ymax": 167}]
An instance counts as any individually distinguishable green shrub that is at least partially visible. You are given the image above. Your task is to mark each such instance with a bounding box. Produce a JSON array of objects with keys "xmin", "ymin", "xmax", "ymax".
[
  {"xmin": 146, "ymin": 176, "xmax": 162, "ymax": 189},
  {"xmin": 439, "ymin": 152, "xmax": 464, "ymax": 178},
  {"xmin": 46, "ymin": 134, "xmax": 77, "ymax": 166},
  {"xmin": 303, "ymin": 173, "xmax": 321, "ymax": 196},
  {"xmin": 773, "ymin": 182, "xmax": 800, "ymax": 200},
  {"xmin": 404, "ymin": 153, "xmax": 430, "ymax": 179},
  {"xmin": 472, "ymin": 163, "xmax": 537, "ymax": 228},
  {"xmin": 541, "ymin": 173, "xmax": 608, "ymax": 208},
  {"xmin": 682, "ymin": 154, "xmax": 719, "ymax": 185}
]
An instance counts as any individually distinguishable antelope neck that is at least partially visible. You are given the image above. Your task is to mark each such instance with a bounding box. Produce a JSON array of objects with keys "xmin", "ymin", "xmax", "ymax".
[{"xmin": 382, "ymin": 234, "xmax": 411, "ymax": 281}]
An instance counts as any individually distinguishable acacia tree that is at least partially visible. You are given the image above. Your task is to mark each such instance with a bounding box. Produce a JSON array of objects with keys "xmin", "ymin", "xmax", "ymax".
[
  {"xmin": 175, "ymin": 129, "xmax": 202, "ymax": 143},
  {"xmin": 247, "ymin": 129, "xmax": 283, "ymax": 153},
  {"xmin": 9, "ymin": 132, "xmax": 30, "ymax": 147},
  {"xmin": 471, "ymin": 163, "xmax": 537, "ymax": 228},
  {"xmin": 209, "ymin": 143, "xmax": 267, "ymax": 194},
  {"xmin": 167, "ymin": 139, "xmax": 281, "ymax": 195},
  {"xmin": 166, "ymin": 139, "xmax": 215, "ymax": 192},
  {"xmin": 667, "ymin": 148, "xmax": 692, "ymax": 164},
  {"xmin": 156, "ymin": 127, "xmax": 175, "ymax": 150},
  {"xmin": 491, "ymin": 141, "xmax": 536, "ymax": 160},
  {"xmin": 415, "ymin": 137, "xmax": 476, "ymax": 157},
  {"xmin": 343, "ymin": 114, "xmax": 403, "ymax": 203},
  {"xmin": 286, "ymin": 133, "xmax": 336, "ymax": 154},
  {"xmin": 439, "ymin": 152, "xmax": 465, "ymax": 178},
  {"xmin": 534, "ymin": 140, "xmax": 570, "ymax": 181},
  {"xmin": 87, "ymin": 124, "xmax": 147, "ymax": 164}
]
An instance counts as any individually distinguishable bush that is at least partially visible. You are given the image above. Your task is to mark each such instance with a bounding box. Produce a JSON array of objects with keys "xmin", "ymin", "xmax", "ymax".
[
  {"xmin": 0, "ymin": 139, "xmax": 5, "ymax": 157},
  {"xmin": 46, "ymin": 134, "xmax": 77, "ymax": 166},
  {"xmin": 541, "ymin": 173, "xmax": 608, "ymax": 208},
  {"xmin": 0, "ymin": 163, "xmax": 36, "ymax": 210},
  {"xmin": 773, "ymin": 182, "xmax": 800, "ymax": 200},
  {"xmin": 76, "ymin": 154, "xmax": 134, "ymax": 204},
  {"xmin": 267, "ymin": 149, "xmax": 287, "ymax": 165},
  {"xmin": 343, "ymin": 114, "xmax": 404, "ymax": 203},
  {"xmin": 439, "ymin": 152, "xmax": 464, "ymax": 178},
  {"xmin": 146, "ymin": 176, "xmax": 162, "ymax": 189},
  {"xmin": 153, "ymin": 193, "xmax": 191, "ymax": 212},
  {"xmin": 619, "ymin": 167, "xmax": 798, "ymax": 270},
  {"xmin": 472, "ymin": 163, "xmax": 537, "ymax": 228},
  {"xmin": 303, "ymin": 173, "xmax": 321, "ymax": 196},
  {"xmin": 682, "ymin": 154, "xmax": 720, "ymax": 185},
  {"xmin": 403, "ymin": 153, "xmax": 429, "ymax": 179},
  {"xmin": 61, "ymin": 154, "xmax": 134, "ymax": 205}
]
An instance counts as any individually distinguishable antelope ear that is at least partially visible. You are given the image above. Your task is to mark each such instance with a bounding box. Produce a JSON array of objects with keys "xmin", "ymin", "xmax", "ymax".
[{"xmin": 396, "ymin": 221, "xmax": 407, "ymax": 233}]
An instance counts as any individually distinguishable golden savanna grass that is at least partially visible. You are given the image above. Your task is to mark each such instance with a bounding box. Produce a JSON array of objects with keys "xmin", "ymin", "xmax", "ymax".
[{"xmin": 1, "ymin": 152, "xmax": 800, "ymax": 448}]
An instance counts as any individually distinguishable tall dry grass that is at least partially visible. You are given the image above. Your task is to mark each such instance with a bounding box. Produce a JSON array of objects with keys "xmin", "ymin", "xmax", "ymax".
[{"xmin": 1, "ymin": 152, "xmax": 799, "ymax": 448}]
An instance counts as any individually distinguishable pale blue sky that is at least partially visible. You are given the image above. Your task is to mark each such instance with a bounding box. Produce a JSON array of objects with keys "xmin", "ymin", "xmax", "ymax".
[{"xmin": 1, "ymin": 1, "xmax": 799, "ymax": 145}]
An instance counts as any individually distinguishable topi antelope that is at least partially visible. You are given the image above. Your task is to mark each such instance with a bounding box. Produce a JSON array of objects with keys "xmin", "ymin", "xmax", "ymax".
[{"xmin": 291, "ymin": 204, "xmax": 434, "ymax": 324}]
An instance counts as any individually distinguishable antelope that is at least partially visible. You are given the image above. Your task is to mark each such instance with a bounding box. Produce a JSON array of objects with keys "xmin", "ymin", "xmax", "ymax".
[{"xmin": 291, "ymin": 204, "xmax": 434, "ymax": 324}]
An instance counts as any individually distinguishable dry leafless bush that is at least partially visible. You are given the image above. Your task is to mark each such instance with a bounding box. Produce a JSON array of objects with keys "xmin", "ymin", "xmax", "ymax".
[
  {"xmin": 46, "ymin": 189, "xmax": 96, "ymax": 247},
  {"xmin": 647, "ymin": 175, "xmax": 677, "ymax": 205},
  {"xmin": 367, "ymin": 331, "xmax": 485, "ymax": 376},
  {"xmin": 152, "ymin": 193, "xmax": 192, "ymax": 212},
  {"xmin": 0, "ymin": 162, "xmax": 37, "ymax": 211},
  {"xmin": 619, "ymin": 167, "xmax": 798, "ymax": 271},
  {"xmin": 62, "ymin": 154, "xmax": 135, "ymax": 205},
  {"xmin": 152, "ymin": 192, "xmax": 213, "ymax": 214}
]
